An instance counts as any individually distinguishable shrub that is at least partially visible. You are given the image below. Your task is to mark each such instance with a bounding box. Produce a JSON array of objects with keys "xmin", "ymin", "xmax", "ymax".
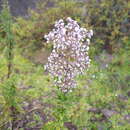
[
  {"xmin": 13, "ymin": 0, "xmax": 83, "ymax": 55},
  {"xmin": 85, "ymin": 0, "xmax": 129, "ymax": 53}
]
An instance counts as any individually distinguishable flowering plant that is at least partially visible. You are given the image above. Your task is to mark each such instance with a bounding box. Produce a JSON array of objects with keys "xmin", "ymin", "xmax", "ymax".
[{"xmin": 44, "ymin": 17, "xmax": 93, "ymax": 92}]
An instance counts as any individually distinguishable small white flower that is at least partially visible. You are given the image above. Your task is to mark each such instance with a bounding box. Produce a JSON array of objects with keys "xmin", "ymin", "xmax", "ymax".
[
  {"xmin": 106, "ymin": 64, "xmax": 108, "ymax": 68},
  {"xmin": 86, "ymin": 46, "xmax": 89, "ymax": 51},
  {"xmin": 92, "ymin": 74, "xmax": 96, "ymax": 78},
  {"xmin": 44, "ymin": 34, "xmax": 48, "ymax": 39},
  {"xmin": 87, "ymin": 39, "xmax": 90, "ymax": 44},
  {"xmin": 66, "ymin": 17, "xmax": 72, "ymax": 22},
  {"xmin": 69, "ymin": 90, "xmax": 72, "ymax": 92}
]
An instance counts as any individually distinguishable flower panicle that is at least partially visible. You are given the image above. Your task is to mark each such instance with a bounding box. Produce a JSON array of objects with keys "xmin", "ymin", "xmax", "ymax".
[{"xmin": 44, "ymin": 17, "xmax": 93, "ymax": 93}]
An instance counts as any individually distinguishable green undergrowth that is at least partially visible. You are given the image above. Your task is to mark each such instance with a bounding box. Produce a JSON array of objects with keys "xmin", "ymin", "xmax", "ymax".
[{"xmin": 0, "ymin": 49, "xmax": 129, "ymax": 129}]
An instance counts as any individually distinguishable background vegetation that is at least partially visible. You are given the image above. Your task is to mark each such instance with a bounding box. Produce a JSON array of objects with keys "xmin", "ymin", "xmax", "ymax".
[{"xmin": 0, "ymin": 0, "xmax": 129, "ymax": 129}]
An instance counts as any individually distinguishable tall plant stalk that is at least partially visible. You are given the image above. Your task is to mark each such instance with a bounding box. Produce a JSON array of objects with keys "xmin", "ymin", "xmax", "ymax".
[{"xmin": 0, "ymin": 0, "xmax": 16, "ymax": 129}]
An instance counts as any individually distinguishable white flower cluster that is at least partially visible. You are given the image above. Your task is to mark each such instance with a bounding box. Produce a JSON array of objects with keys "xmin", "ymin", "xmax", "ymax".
[{"xmin": 44, "ymin": 17, "xmax": 93, "ymax": 92}]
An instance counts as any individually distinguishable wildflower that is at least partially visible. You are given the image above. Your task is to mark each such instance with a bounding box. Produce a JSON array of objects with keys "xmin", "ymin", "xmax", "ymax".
[{"xmin": 44, "ymin": 17, "xmax": 93, "ymax": 92}]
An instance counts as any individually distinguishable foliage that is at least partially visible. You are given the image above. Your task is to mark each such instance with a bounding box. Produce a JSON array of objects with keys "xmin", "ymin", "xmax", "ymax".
[
  {"xmin": 0, "ymin": 0, "xmax": 18, "ymax": 129},
  {"xmin": 12, "ymin": 0, "xmax": 129, "ymax": 56},
  {"xmin": 0, "ymin": 0, "xmax": 129, "ymax": 129},
  {"xmin": 13, "ymin": 0, "xmax": 83, "ymax": 55},
  {"xmin": 0, "ymin": 48, "xmax": 129, "ymax": 129},
  {"xmin": 0, "ymin": 0, "xmax": 15, "ymax": 77},
  {"xmin": 85, "ymin": 0, "xmax": 129, "ymax": 53}
]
